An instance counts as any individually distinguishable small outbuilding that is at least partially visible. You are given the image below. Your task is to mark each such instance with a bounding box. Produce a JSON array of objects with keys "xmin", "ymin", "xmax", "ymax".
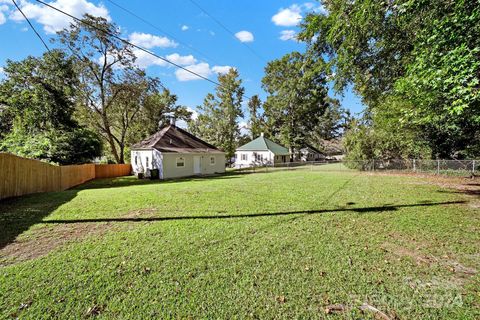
[
  {"xmin": 131, "ymin": 124, "xmax": 225, "ymax": 179},
  {"xmin": 295, "ymin": 144, "xmax": 326, "ymax": 162},
  {"xmin": 235, "ymin": 133, "xmax": 290, "ymax": 168}
]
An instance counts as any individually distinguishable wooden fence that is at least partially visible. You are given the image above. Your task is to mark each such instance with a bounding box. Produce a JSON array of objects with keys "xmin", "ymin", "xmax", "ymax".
[
  {"xmin": 0, "ymin": 153, "xmax": 132, "ymax": 200},
  {"xmin": 95, "ymin": 164, "xmax": 132, "ymax": 178}
]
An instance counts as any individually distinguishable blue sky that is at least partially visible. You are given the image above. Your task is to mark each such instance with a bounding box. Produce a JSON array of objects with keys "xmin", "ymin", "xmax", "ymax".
[{"xmin": 0, "ymin": 0, "xmax": 364, "ymax": 123}]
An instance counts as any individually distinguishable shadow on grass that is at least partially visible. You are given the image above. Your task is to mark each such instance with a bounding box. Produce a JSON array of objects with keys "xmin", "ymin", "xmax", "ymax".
[
  {"xmin": 437, "ymin": 189, "xmax": 480, "ymax": 196},
  {"xmin": 75, "ymin": 172, "xmax": 244, "ymax": 190},
  {"xmin": 0, "ymin": 190, "xmax": 78, "ymax": 250},
  {"xmin": 39, "ymin": 201, "xmax": 465, "ymax": 224}
]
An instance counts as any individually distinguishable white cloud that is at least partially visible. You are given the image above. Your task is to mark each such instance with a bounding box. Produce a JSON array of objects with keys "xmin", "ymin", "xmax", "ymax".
[
  {"xmin": 165, "ymin": 53, "xmax": 196, "ymax": 66},
  {"xmin": 129, "ymin": 32, "xmax": 177, "ymax": 49},
  {"xmin": 187, "ymin": 107, "xmax": 199, "ymax": 120},
  {"xmin": 175, "ymin": 62, "xmax": 212, "ymax": 81},
  {"xmin": 272, "ymin": 4, "xmax": 302, "ymax": 27},
  {"xmin": 279, "ymin": 30, "xmax": 297, "ymax": 41},
  {"xmin": 132, "ymin": 49, "xmax": 167, "ymax": 69},
  {"xmin": 10, "ymin": 0, "xmax": 110, "ymax": 34},
  {"xmin": 174, "ymin": 63, "xmax": 235, "ymax": 81},
  {"xmin": 132, "ymin": 50, "xmax": 196, "ymax": 69},
  {"xmin": 212, "ymin": 65, "xmax": 233, "ymax": 75},
  {"xmin": 0, "ymin": 3, "xmax": 9, "ymax": 25},
  {"xmin": 0, "ymin": 67, "xmax": 4, "ymax": 74},
  {"xmin": 235, "ymin": 30, "xmax": 254, "ymax": 43},
  {"xmin": 181, "ymin": 25, "xmax": 189, "ymax": 31}
]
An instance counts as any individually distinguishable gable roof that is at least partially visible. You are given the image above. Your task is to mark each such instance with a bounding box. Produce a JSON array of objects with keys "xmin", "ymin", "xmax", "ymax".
[
  {"xmin": 236, "ymin": 135, "xmax": 289, "ymax": 155},
  {"xmin": 132, "ymin": 124, "xmax": 224, "ymax": 154},
  {"xmin": 301, "ymin": 144, "xmax": 324, "ymax": 154}
]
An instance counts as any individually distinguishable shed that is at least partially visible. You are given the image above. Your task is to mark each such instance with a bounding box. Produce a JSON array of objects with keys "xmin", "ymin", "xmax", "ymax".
[{"xmin": 131, "ymin": 124, "xmax": 225, "ymax": 179}]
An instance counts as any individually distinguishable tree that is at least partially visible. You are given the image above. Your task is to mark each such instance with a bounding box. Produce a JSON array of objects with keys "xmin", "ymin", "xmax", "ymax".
[
  {"xmin": 247, "ymin": 95, "xmax": 263, "ymax": 139},
  {"xmin": 299, "ymin": 0, "xmax": 480, "ymax": 159},
  {"xmin": 0, "ymin": 50, "xmax": 101, "ymax": 164},
  {"xmin": 189, "ymin": 68, "xmax": 244, "ymax": 162},
  {"xmin": 56, "ymin": 14, "xmax": 141, "ymax": 163},
  {"xmin": 262, "ymin": 52, "xmax": 329, "ymax": 159},
  {"xmin": 141, "ymin": 89, "xmax": 192, "ymax": 136}
]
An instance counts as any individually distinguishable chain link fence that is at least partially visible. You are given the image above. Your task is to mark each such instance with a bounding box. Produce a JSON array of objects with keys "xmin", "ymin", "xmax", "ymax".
[{"xmin": 234, "ymin": 159, "xmax": 478, "ymax": 177}]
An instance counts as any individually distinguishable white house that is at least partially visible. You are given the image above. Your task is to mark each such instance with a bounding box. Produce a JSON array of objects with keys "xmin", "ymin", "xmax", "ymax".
[
  {"xmin": 235, "ymin": 133, "xmax": 290, "ymax": 168},
  {"xmin": 295, "ymin": 144, "xmax": 326, "ymax": 162},
  {"xmin": 131, "ymin": 124, "xmax": 225, "ymax": 179}
]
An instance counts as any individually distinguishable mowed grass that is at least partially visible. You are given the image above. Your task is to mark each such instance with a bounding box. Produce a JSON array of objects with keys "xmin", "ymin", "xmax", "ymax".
[{"xmin": 0, "ymin": 169, "xmax": 479, "ymax": 319}]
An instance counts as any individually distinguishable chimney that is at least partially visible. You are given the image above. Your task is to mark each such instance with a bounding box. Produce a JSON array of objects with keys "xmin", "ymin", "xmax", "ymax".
[{"xmin": 260, "ymin": 132, "xmax": 264, "ymax": 137}]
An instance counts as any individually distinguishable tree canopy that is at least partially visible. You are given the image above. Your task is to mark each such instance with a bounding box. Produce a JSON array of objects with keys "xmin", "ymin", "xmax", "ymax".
[
  {"xmin": 0, "ymin": 50, "xmax": 101, "ymax": 164},
  {"xmin": 300, "ymin": 0, "xmax": 480, "ymax": 159}
]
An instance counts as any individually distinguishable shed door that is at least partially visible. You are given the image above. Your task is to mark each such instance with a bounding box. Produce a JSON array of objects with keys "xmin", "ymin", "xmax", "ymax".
[{"xmin": 193, "ymin": 156, "xmax": 201, "ymax": 174}]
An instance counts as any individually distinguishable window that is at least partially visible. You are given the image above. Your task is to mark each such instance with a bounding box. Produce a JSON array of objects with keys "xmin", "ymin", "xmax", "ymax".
[
  {"xmin": 135, "ymin": 156, "xmax": 138, "ymax": 165},
  {"xmin": 146, "ymin": 157, "xmax": 149, "ymax": 168},
  {"xmin": 241, "ymin": 154, "xmax": 248, "ymax": 161},
  {"xmin": 210, "ymin": 156, "xmax": 215, "ymax": 165},
  {"xmin": 176, "ymin": 157, "xmax": 185, "ymax": 167}
]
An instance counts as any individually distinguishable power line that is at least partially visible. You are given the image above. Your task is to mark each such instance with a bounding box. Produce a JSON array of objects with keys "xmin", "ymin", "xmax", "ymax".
[
  {"xmin": 33, "ymin": 0, "xmax": 219, "ymax": 86},
  {"xmin": 187, "ymin": 0, "xmax": 266, "ymax": 63},
  {"xmin": 32, "ymin": 0, "xmax": 252, "ymax": 101},
  {"xmin": 105, "ymin": 0, "xmax": 222, "ymax": 66},
  {"xmin": 12, "ymin": 0, "xmax": 50, "ymax": 52}
]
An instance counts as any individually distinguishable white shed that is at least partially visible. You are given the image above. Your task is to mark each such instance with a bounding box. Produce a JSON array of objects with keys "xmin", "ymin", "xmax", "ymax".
[{"xmin": 131, "ymin": 124, "xmax": 225, "ymax": 179}]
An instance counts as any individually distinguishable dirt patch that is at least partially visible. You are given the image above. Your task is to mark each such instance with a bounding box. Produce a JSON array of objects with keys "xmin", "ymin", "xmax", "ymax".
[
  {"xmin": 0, "ymin": 208, "xmax": 158, "ymax": 267},
  {"xmin": 381, "ymin": 242, "xmax": 477, "ymax": 282}
]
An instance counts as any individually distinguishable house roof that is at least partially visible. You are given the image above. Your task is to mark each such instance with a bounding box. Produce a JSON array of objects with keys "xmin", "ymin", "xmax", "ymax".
[
  {"xmin": 236, "ymin": 135, "xmax": 289, "ymax": 155},
  {"xmin": 301, "ymin": 144, "xmax": 324, "ymax": 154},
  {"xmin": 131, "ymin": 124, "xmax": 224, "ymax": 154}
]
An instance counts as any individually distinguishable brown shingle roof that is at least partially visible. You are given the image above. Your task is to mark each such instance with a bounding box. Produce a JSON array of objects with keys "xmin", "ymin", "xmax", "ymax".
[{"xmin": 131, "ymin": 125, "xmax": 224, "ymax": 154}]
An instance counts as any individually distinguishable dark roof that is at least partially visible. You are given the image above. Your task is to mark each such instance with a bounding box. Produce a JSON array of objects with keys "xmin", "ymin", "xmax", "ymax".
[
  {"xmin": 131, "ymin": 125, "xmax": 224, "ymax": 154},
  {"xmin": 302, "ymin": 144, "xmax": 324, "ymax": 154},
  {"xmin": 236, "ymin": 135, "xmax": 289, "ymax": 155}
]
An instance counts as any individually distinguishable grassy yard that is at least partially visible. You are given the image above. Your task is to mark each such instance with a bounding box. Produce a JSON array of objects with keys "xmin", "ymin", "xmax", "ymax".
[{"xmin": 0, "ymin": 169, "xmax": 479, "ymax": 319}]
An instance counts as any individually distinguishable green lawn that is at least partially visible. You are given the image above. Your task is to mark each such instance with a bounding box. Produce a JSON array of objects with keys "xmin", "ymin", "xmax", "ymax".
[{"xmin": 0, "ymin": 170, "xmax": 479, "ymax": 319}]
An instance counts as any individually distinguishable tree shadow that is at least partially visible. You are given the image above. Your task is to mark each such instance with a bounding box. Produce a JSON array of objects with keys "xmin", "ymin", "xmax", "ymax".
[
  {"xmin": 0, "ymin": 190, "xmax": 78, "ymax": 250},
  {"xmin": 437, "ymin": 189, "xmax": 480, "ymax": 196},
  {"xmin": 75, "ymin": 172, "xmax": 243, "ymax": 190},
  {"xmin": 38, "ymin": 201, "xmax": 465, "ymax": 225}
]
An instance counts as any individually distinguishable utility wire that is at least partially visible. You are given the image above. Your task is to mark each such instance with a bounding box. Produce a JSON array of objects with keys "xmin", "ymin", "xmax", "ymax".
[
  {"xmin": 12, "ymin": 0, "xmax": 50, "ymax": 52},
  {"xmin": 32, "ymin": 0, "xmax": 252, "ymax": 101},
  {"xmin": 105, "ymin": 0, "xmax": 222, "ymax": 66},
  {"xmin": 187, "ymin": 0, "xmax": 266, "ymax": 63}
]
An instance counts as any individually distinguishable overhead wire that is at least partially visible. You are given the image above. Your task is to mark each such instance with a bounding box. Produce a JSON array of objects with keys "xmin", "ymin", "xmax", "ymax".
[
  {"xmin": 105, "ymin": 0, "xmax": 222, "ymax": 66},
  {"xmin": 32, "ymin": 0, "xmax": 253, "ymax": 101},
  {"xmin": 12, "ymin": 0, "xmax": 51, "ymax": 52},
  {"xmin": 186, "ymin": 0, "xmax": 267, "ymax": 63}
]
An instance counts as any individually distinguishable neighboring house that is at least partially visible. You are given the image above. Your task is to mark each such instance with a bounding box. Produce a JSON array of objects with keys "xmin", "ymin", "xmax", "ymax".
[
  {"xmin": 131, "ymin": 124, "xmax": 225, "ymax": 179},
  {"xmin": 295, "ymin": 145, "xmax": 326, "ymax": 162},
  {"xmin": 235, "ymin": 133, "xmax": 290, "ymax": 168}
]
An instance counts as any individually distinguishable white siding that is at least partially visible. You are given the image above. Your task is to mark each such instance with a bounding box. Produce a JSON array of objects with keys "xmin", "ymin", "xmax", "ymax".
[
  {"xmin": 131, "ymin": 149, "xmax": 225, "ymax": 179},
  {"xmin": 131, "ymin": 150, "xmax": 155, "ymax": 174},
  {"xmin": 234, "ymin": 150, "xmax": 276, "ymax": 168}
]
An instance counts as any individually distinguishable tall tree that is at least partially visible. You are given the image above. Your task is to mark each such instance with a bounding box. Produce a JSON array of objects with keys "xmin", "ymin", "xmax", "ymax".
[
  {"xmin": 0, "ymin": 50, "xmax": 101, "ymax": 164},
  {"xmin": 56, "ymin": 14, "xmax": 140, "ymax": 163},
  {"xmin": 262, "ymin": 52, "xmax": 329, "ymax": 159},
  {"xmin": 299, "ymin": 0, "xmax": 480, "ymax": 159},
  {"xmin": 247, "ymin": 95, "xmax": 263, "ymax": 139},
  {"xmin": 141, "ymin": 89, "xmax": 192, "ymax": 136},
  {"xmin": 188, "ymin": 68, "xmax": 244, "ymax": 162}
]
